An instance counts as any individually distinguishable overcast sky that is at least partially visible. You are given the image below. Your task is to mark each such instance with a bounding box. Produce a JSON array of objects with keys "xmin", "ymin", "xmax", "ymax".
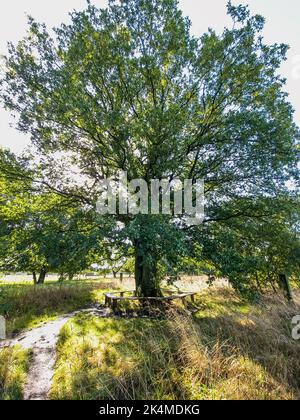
[{"xmin": 1, "ymin": 0, "xmax": 300, "ymax": 154}]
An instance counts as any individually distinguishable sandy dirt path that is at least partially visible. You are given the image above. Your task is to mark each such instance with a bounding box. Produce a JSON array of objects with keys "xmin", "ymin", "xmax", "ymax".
[{"xmin": 0, "ymin": 305, "xmax": 109, "ymax": 400}]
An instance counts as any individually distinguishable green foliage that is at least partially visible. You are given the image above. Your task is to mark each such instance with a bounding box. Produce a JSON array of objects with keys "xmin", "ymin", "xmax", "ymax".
[
  {"xmin": 0, "ymin": 160, "xmax": 115, "ymax": 280},
  {"xmin": 122, "ymin": 257, "xmax": 135, "ymax": 276},
  {"xmin": 193, "ymin": 196, "xmax": 300, "ymax": 295}
]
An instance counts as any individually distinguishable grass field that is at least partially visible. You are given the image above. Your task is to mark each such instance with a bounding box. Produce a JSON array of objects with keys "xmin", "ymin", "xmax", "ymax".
[
  {"xmin": 0, "ymin": 278, "xmax": 118, "ymax": 335},
  {"xmin": 1, "ymin": 278, "xmax": 300, "ymax": 400},
  {"xmin": 50, "ymin": 288, "xmax": 300, "ymax": 400},
  {"xmin": 0, "ymin": 275, "xmax": 225, "ymax": 335}
]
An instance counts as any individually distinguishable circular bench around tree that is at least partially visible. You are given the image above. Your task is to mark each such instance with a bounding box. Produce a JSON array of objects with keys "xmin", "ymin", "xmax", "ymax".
[{"xmin": 104, "ymin": 290, "xmax": 197, "ymax": 311}]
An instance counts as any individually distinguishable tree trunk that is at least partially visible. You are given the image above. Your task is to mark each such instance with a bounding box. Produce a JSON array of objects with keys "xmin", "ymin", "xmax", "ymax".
[
  {"xmin": 268, "ymin": 274, "xmax": 277, "ymax": 293},
  {"xmin": 33, "ymin": 272, "xmax": 37, "ymax": 285},
  {"xmin": 37, "ymin": 269, "xmax": 47, "ymax": 285},
  {"xmin": 134, "ymin": 242, "xmax": 162, "ymax": 297},
  {"xmin": 279, "ymin": 273, "xmax": 293, "ymax": 302},
  {"xmin": 255, "ymin": 273, "xmax": 263, "ymax": 294},
  {"xmin": 58, "ymin": 274, "xmax": 65, "ymax": 283}
]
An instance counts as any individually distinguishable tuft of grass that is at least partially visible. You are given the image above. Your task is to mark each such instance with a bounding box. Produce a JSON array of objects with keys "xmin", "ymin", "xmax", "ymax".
[
  {"xmin": 50, "ymin": 316, "xmax": 180, "ymax": 400},
  {"xmin": 50, "ymin": 288, "xmax": 300, "ymax": 400},
  {"xmin": 0, "ymin": 346, "xmax": 31, "ymax": 400},
  {"xmin": 192, "ymin": 288, "xmax": 300, "ymax": 399}
]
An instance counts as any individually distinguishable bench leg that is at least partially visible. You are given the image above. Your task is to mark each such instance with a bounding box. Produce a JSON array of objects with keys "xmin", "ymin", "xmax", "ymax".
[
  {"xmin": 112, "ymin": 299, "xmax": 118, "ymax": 312},
  {"xmin": 191, "ymin": 295, "xmax": 195, "ymax": 303}
]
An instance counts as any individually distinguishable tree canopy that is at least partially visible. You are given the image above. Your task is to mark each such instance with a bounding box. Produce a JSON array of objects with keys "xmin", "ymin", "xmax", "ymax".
[{"xmin": 0, "ymin": 0, "xmax": 299, "ymax": 296}]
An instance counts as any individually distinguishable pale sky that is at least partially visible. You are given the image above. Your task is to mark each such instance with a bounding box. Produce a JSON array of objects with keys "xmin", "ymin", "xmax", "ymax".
[{"xmin": 1, "ymin": 0, "xmax": 300, "ymax": 154}]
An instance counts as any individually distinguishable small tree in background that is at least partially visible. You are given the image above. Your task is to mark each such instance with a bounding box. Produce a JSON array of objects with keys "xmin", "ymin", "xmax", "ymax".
[
  {"xmin": 0, "ymin": 155, "xmax": 112, "ymax": 283},
  {"xmin": 195, "ymin": 196, "xmax": 300, "ymax": 297}
]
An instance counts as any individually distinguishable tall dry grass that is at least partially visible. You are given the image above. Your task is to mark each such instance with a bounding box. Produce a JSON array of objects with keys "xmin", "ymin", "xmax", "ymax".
[
  {"xmin": 0, "ymin": 346, "xmax": 30, "ymax": 400},
  {"xmin": 51, "ymin": 288, "xmax": 300, "ymax": 400}
]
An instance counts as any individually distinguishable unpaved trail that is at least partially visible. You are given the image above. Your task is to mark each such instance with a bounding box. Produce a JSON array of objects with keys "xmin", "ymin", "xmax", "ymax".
[{"xmin": 0, "ymin": 305, "xmax": 110, "ymax": 400}]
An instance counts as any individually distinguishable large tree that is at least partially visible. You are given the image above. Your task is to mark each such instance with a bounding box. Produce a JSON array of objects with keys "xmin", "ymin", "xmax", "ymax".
[{"xmin": 1, "ymin": 1, "xmax": 299, "ymax": 296}]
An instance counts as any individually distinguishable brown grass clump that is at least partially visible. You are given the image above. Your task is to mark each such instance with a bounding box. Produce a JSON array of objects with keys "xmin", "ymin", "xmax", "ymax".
[{"xmin": 167, "ymin": 296, "xmax": 300, "ymax": 400}]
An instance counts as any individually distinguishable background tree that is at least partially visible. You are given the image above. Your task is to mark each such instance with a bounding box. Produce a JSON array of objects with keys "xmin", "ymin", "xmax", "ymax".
[
  {"xmin": 1, "ymin": 0, "xmax": 298, "ymax": 296},
  {"xmin": 122, "ymin": 257, "xmax": 135, "ymax": 277},
  {"xmin": 0, "ymin": 157, "xmax": 112, "ymax": 283},
  {"xmin": 194, "ymin": 196, "xmax": 300, "ymax": 297}
]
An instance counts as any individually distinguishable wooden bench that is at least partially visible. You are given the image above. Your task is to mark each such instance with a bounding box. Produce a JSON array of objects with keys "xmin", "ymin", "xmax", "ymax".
[{"xmin": 104, "ymin": 290, "xmax": 197, "ymax": 311}]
